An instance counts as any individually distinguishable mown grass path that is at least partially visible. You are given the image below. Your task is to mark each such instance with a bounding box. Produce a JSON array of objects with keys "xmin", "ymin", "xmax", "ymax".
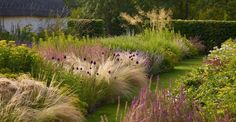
[{"xmin": 86, "ymin": 56, "xmax": 204, "ymax": 122}]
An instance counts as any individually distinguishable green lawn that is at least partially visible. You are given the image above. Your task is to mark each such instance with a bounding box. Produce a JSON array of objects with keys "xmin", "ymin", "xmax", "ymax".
[{"xmin": 86, "ymin": 56, "xmax": 204, "ymax": 122}]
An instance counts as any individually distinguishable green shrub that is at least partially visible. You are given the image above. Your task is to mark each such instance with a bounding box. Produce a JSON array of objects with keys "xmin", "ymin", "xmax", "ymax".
[
  {"xmin": 177, "ymin": 39, "xmax": 236, "ymax": 118},
  {"xmin": 67, "ymin": 19, "xmax": 105, "ymax": 37},
  {"xmin": 172, "ymin": 20, "xmax": 236, "ymax": 50},
  {"xmin": 0, "ymin": 40, "xmax": 41, "ymax": 73}
]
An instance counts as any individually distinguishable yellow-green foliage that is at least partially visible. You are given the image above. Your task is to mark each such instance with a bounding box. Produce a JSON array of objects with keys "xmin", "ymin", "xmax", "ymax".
[{"xmin": 0, "ymin": 40, "xmax": 41, "ymax": 73}]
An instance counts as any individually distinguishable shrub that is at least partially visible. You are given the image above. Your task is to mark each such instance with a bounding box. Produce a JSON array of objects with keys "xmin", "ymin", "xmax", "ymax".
[
  {"xmin": 0, "ymin": 75, "xmax": 84, "ymax": 122},
  {"xmin": 0, "ymin": 40, "xmax": 41, "ymax": 73},
  {"xmin": 177, "ymin": 39, "xmax": 236, "ymax": 119},
  {"xmin": 172, "ymin": 20, "xmax": 236, "ymax": 50},
  {"xmin": 67, "ymin": 19, "xmax": 105, "ymax": 37}
]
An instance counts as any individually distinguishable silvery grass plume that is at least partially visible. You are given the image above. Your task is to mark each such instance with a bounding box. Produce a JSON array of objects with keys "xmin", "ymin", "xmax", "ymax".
[
  {"xmin": 0, "ymin": 75, "xmax": 84, "ymax": 122},
  {"xmin": 96, "ymin": 57, "xmax": 147, "ymax": 97},
  {"xmin": 61, "ymin": 52, "xmax": 148, "ymax": 98},
  {"xmin": 113, "ymin": 51, "xmax": 150, "ymax": 70}
]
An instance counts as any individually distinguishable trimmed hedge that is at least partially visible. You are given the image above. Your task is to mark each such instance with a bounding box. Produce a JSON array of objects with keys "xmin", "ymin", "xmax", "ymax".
[
  {"xmin": 67, "ymin": 19, "xmax": 105, "ymax": 37},
  {"xmin": 172, "ymin": 20, "xmax": 236, "ymax": 50}
]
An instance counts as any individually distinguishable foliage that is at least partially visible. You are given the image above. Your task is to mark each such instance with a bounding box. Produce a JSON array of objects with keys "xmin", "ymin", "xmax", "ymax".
[
  {"xmin": 77, "ymin": 0, "xmax": 138, "ymax": 35},
  {"xmin": 69, "ymin": 0, "xmax": 236, "ymax": 35},
  {"xmin": 0, "ymin": 25, "xmax": 37, "ymax": 43},
  {"xmin": 0, "ymin": 75, "xmax": 84, "ymax": 122},
  {"xmin": 177, "ymin": 39, "xmax": 236, "ymax": 118},
  {"xmin": 67, "ymin": 19, "xmax": 105, "ymax": 37},
  {"xmin": 99, "ymin": 29, "xmax": 198, "ymax": 74},
  {"xmin": 0, "ymin": 40, "xmax": 41, "ymax": 73},
  {"xmin": 172, "ymin": 20, "xmax": 236, "ymax": 50}
]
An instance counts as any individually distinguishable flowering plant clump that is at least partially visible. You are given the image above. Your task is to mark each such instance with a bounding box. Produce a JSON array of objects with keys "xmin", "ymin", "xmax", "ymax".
[
  {"xmin": 37, "ymin": 43, "xmax": 148, "ymax": 109},
  {"xmin": 62, "ymin": 52, "xmax": 148, "ymax": 98},
  {"xmin": 120, "ymin": 86, "xmax": 232, "ymax": 122},
  {"xmin": 122, "ymin": 87, "xmax": 204, "ymax": 122}
]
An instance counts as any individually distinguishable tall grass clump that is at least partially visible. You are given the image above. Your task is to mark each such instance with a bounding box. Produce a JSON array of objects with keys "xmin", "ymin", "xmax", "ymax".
[
  {"xmin": 0, "ymin": 75, "xmax": 84, "ymax": 122},
  {"xmin": 37, "ymin": 38, "xmax": 148, "ymax": 111},
  {"xmin": 99, "ymin": 29, "xmax": 197, "ymax": 74}
]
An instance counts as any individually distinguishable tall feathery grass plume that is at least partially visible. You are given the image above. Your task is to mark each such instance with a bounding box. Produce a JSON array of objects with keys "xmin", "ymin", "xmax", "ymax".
[{"xmin": 0, "ymin": 75, "xmax": 84, "ymax": 122}]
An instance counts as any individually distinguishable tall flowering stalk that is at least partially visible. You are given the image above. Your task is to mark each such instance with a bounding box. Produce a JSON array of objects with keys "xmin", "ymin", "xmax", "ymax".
[{"xmin": 122, "ymin": 87, "xmax": 232, "ymax": 122}]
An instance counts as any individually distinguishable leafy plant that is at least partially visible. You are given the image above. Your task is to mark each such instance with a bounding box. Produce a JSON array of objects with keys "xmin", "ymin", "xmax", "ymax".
[
  {"xmin": 177, "ymin": 39, "xmax": 236, "ymax": 119},
  {"xmin": 0, "ymin": 40, "xmax": 42, "ymax": 74}
]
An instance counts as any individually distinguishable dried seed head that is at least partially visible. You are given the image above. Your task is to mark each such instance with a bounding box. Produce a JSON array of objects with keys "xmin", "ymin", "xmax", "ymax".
[
  {"xmin": 80, "ymin": 68, "xmax": 83, "ymax": 70},
  {"xmin": 96, "ymin": 73, "xmax": 99, "ymax": 75},
  {"xmin": 90, "ymin": 61, "xmax": 94, "ymax": 64},
  {"xmin": 108, "ymin": 71, "xmax": 111, "ymax": 74},
  {"xmin": 136, "ymin": 61, "xmax": 139, "ymax": 64},
  {"xmin": 84, "ymin": 58, "xmax": 86, "ymax": 61},
  {"xmin": 76, "ymin": 67, "xmax": 79, "ymax": 70},
  {"xmin": 51, "ymin": 56, "xmax": 55, "ymax": 60},
  {"xmin": 93, "ymin": 61, "xmax": 96, "ymax": 65},
  {"xmin": 64, "ymin": 55, "xmax": 67, "ymax": 59},
  {"xmin": 57, "ymin": 58, "xmax": 60, "ymax": 61}
]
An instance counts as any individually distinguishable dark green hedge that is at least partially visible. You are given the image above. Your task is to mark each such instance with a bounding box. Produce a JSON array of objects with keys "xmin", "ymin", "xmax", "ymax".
[
  {"xmin": 172, "ymin": 20, "xmax": 236, "ymax": 50},
  {"xmin": 67, "ymin": 19, "xmax": 105, "ymax": 37}
]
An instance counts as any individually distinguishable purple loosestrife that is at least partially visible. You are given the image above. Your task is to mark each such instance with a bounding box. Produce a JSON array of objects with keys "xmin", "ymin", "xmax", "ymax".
[
  {"xmin": 123, "ymin": 87, "xmax": 204, "ymax": 122},
  {"xmin": 122, "ymin": 86, "xmax": 233, "ymax": 122}
]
